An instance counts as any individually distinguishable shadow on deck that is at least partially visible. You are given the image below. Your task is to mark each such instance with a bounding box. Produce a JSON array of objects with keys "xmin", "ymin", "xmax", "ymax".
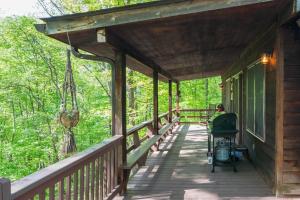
[{"xmin": 122, "ymin": 125, "xmax": 275, "ymax": 200}]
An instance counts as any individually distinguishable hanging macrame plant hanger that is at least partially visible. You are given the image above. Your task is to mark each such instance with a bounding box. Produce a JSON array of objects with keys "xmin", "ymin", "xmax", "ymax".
[{"xmin": 59, "ymin": 49, "xmax": 79, "ymax": 154}]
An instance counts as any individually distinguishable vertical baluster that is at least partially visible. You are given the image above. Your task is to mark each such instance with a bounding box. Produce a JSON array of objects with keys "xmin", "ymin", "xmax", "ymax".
[
  {"xmin": 74, "ymin": 171, "xmax": 79, "ymax": 200},
  {"xmin": 118, "ymin": 144, "xmax": 123, "ymax": 176},
  {"xmin": 95, "ymin": 158, "xmax": 100, "ymax": 200},
  {"xmin": 104, "ymin": 153, "xmax": 107, "ymax": 197},
  {"xmin": 85, "ymin": 163, "xmax": 90, "ymax": 200},
  {"xmin": 111, "ymin": 149, "xmax": 115, "ymax": 190},
  {"xmin": 80, "ymin": 167, "xmax": 84, "ymax": 200},
  {"xmin": 66, "ymin": 176, "xmax": 71, "ymax": 200},
  {"xmin": 133, "ymin": 131, "xmax": 140, "ymax": 148},
  {"xmin": 114, "ymin": 146, "xmax": 118, "ymax": 188},
  {"xmin": 39, "ymin": 191, "xmax": 45, "ymax": 200},
  {"xmin": 100, "ymin": 156, "xmax": 104, "ymax": 200},
  {"xmin": 49, "ymin": 184, "xmax": 55, "ymax": 200},
  {"xmin": 147, "ymin": 124, "xmax": 158, "ymax": 151},
  {"xmin": 91, "ymin": 160, "xmax": 95, "ymax": 200},
  {"xmin": 59, "ymin": 179, "xmax": 64, "ymax": 200},
  {"xmin": 107, "ymin": 151, "xmax": 111, "ymax": 194}
]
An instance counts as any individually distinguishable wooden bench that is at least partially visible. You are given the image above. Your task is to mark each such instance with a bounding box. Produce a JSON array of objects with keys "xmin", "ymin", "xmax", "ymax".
[{"xmin": 122, "ymin": 117, "xmax": 179, "ymax": 191}]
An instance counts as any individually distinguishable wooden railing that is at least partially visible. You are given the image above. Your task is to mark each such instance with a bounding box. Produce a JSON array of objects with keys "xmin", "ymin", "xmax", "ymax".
[
  {"xmin": 3, "ymin": 135, "xmax": 123, "ymax": 200},
  {"xmin": 179, "ymin": 109, "xmax": 216, "ymax": 124},
  {"xmin": 126, "ymin": 110, "xmax": 177, "ymax": 154},
  {"xmin": 123, "ymin": 112, "xmax": 179, "ymax": 191},
  {"xmin": 0, "ymin": 110, "xmax": 180, "ymax": 200}
]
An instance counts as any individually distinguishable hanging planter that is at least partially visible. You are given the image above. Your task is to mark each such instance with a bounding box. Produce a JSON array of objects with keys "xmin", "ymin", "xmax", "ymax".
[{"xmin": 59, "ymin": 49, "xmax": 79, "ymax": 155}]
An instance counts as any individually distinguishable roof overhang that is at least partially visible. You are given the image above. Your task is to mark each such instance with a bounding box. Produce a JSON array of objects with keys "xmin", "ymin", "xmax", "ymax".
[{"xmin": 36, "ymin": 0, "xmax": 293, "ymax": 82}]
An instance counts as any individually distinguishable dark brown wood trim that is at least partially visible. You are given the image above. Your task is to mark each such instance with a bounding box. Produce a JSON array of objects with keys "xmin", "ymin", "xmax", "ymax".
[
  {"xmin": 275, "ymin": 29, "xmax": 284, "ymax": 196},
  {"xmin": 0, "ymin": 178, "xmax": 11, "ymax": 200},
  {"xmin": 112, "ymin": 50, "xmax": 127, "ymax": 164},
  {"xmin": 153, "ymin": 70, "xmax": 159, "ymax": 135},
  {"xmin": 40, "ymin": 0, "xmax": 272, "ymax": 35},
  {"xmin": 168, "ymin": 80, "xmax": 172, "ymax": 123},
  {"xmin": 176, "ymin": 82, "xmax": 180, "ymax": 118}
]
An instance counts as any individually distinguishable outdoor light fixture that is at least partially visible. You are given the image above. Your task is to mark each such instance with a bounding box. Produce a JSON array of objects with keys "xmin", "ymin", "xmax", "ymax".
[{"xmin": 261, "ymin": 53, "xmax": 271, "ymax": 65}]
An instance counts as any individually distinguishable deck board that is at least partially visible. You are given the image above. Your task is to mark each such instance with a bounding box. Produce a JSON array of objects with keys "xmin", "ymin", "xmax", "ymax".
[{"xmin": 121, "ymin": 125, "xmax": 277, "ymax": 200}]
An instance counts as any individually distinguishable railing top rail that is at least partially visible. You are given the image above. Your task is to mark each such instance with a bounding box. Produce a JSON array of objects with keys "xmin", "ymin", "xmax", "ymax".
[
  {"xmin": 11, "ymin": 135, "xmax": 123, "ymax": 199},
  {"xmin": 180, "ymin": 108, "xmax": 216, "ymax": 112},
  {"xmin": 127, "ymin": 111, "xmax": 175, "ymax": 135},
  {"xmin": 127, "ymin": 120, "xmax": 153, "ymax": 135},
  {"xmin": 158, "ymin": 112, "xmax": 169, "ymax": 119}
]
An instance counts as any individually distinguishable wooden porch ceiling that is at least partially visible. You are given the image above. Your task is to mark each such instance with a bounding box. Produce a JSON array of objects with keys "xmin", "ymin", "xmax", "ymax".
[{"xmin": 36, "ymin": 0, "xmax": 289, "ymax": 81}]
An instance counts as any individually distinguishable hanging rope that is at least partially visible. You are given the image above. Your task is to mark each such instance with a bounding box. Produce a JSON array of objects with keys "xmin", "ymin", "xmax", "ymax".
[{"xmin": 59, "ymin": 48, "xmax": 79, "ymax": 154}]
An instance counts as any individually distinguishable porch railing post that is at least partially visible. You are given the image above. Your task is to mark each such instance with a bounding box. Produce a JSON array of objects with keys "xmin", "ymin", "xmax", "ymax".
[
  {"xmin": 176, "ymin": 82, "xmax": 180, "ymax": 118},
  {"xmin": 168, "ymin": 80, "xmax": 172, "ymax": 123},
  {"xmin": 112, "ymin": 50, "xmax": 127, "ymax": 191},
  {"xmin": 153, "ymin": 70, "xmax": 159, "ymax": 135},
  {"xmin": 0, "ymin": 178, "xmax": 11, "ymax": 200}
]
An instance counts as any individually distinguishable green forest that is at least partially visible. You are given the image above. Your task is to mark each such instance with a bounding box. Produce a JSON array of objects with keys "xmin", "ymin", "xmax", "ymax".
[{"xmin": 0, "ymin": 0, "xmax": 221, "ymax": 181}]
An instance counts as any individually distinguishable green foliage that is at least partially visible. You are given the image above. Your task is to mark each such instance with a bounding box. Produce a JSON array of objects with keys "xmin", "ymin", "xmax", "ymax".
[
  {"xmin": 0, "ymin": 17, "xmax": 112, "ymax": 180},
  {"xmin": 0, "ymin": 0, "xmax": 221, "ymax": 181},
  {"xmin": 59, "ymin": 0, "xmax": 154, "ymax": 13},
  {"xmin": 180, "ymin": 78, "xmax": 222, "ymax": 108}
]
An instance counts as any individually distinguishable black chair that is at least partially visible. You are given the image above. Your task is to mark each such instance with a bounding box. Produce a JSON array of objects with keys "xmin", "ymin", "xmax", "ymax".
[{"xmin": 208, "ymin": 113, "xmax": 238, "ymax": 173}]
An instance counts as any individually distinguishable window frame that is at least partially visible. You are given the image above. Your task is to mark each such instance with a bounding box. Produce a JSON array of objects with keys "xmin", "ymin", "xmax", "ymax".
[{"xmin": 246, "ymin": 61, "xmax": 266, "ymax": 142}]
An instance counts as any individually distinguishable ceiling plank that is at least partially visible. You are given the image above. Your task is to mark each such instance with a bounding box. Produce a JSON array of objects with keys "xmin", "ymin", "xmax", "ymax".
[
  {"xmin": 105, "ymin": 29, "xmax": 176, "ymax": 82},
  {"xmin": 175, "ymin": 70, "xmax": 223, "ymax": 80},
  {"xmin": 169, "ymin": 64, "xmax": 228, "ymax": 77}
]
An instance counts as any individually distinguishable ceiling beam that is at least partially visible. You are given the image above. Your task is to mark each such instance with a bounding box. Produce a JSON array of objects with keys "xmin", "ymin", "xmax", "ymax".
[
  {"xmin": 37, "ymin": 0, "xmax": 272, "ymax": 35},
  {"xmin": 174, "ymin": 70, "xmax": 223, "ymax": 81}
]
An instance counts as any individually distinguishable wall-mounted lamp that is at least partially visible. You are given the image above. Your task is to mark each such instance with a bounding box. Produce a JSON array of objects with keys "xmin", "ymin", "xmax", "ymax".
[{"xmin": 261, "ymin": 53, "xmax": 271, "ymax": 65}]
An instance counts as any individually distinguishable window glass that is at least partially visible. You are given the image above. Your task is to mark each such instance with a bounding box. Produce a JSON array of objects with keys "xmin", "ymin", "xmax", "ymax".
[
  {"xmin": 247, "ymin": 67, "xmax": 255, "ymax": 133},
  {"xmin": 255, "ymin": 64, "xmax": 265, "ymax": 139},
  {"xmin": 246, "ymin": 63, "xmax": 265, "ymax": 141}
]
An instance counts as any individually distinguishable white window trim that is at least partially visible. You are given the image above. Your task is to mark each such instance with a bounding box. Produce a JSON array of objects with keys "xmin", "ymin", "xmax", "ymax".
[{"xmin": 246, "ymin": 61, "xmax": 266, "ymax": 142}]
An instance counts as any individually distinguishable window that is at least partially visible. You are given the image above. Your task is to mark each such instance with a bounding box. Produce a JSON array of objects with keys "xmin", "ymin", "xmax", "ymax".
[
  {"xmin": 246, "ymin": 63, "xmax": 265, "ymax": 141},
  {"xmin": 225, "ymin": 79, "xmax": 232, "ymax": 111}
]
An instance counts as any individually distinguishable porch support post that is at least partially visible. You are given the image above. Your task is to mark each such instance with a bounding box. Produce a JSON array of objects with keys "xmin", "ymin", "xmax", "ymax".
[
  {"xmin": 176, "ymin": 82, "xmax": 180, "ymax": 117},
  {"xmin": 112, "ymin": 49, "xmax": 126, "ymax": 150},
  {"xmin": 0, "ymin": 178, "xmax": 11, "ymax": 200},
  {"xmin": 112, "ymin": 50, "xmax": 127, "ymax": 190},
  {"xmin": 168, "ymin": 80, "xmax": 172, "ymax": 123},
  {"xmin": 153, "ymin": 70, "xmax": 159, "ymax": 135}
]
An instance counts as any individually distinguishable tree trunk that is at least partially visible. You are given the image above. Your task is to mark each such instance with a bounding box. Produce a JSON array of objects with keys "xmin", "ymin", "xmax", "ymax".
[
  {"xmin": 128, "ymin": 70, "xmax": 136, "ymax": 126},
  {"xmin": 205, "ymin": 79, "xmax": 209, "ymax": 108},
  {"xmin": 10, "ymin": 100, "xmax": 16, "ymax": 143}
]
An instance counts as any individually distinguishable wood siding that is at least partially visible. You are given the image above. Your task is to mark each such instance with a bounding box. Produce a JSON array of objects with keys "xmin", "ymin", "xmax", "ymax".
[
  {"xmin": 278, "ymin": 26, "xmax": 300, "ymax": 195},
  {"xmin": 223, "ymin": 12, "xmax": 300, "ymax": 196},
  {"xmin": 223, "ymin": 24, "xmax": 278, "ymax": 190}
]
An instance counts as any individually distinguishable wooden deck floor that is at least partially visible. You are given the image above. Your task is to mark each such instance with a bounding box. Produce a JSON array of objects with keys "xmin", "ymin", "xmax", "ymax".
[{"xmin": 121, "ymin": 124, "xmax": 277, "ymax": 200}]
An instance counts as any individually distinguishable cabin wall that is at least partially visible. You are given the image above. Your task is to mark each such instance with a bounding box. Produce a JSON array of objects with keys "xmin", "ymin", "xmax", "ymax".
[
  {"xmin": 276, "ymin": 26, "xmax": 300, "ymax": 196},
  {"xmin": 223, "ymin": 21, "xmax": 300, "ymax": 197},
  {"xmin": 223, "ymin": 25, "xmax": 278, "ymax": 190}
]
